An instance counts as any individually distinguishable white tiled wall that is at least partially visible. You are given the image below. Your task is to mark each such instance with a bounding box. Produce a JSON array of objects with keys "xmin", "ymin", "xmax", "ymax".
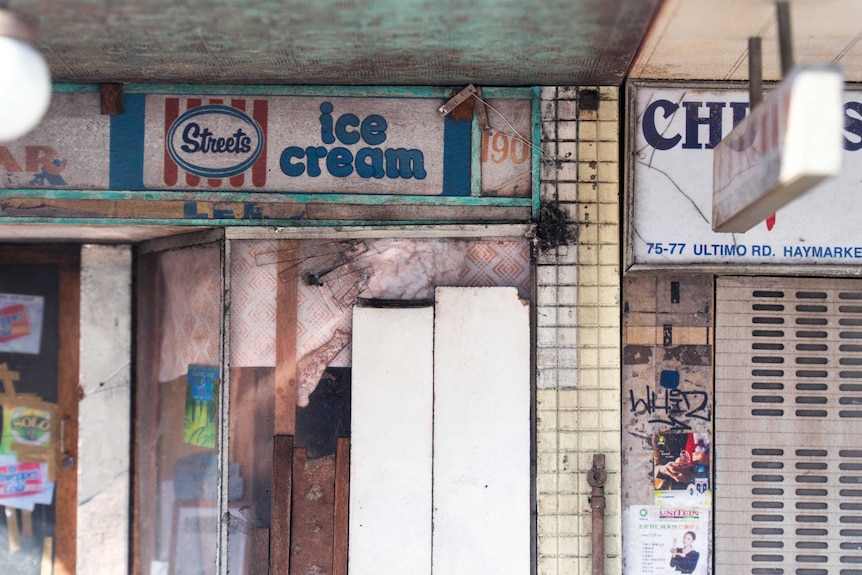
[{"xmin": 536, "ymin": 87, "xmax": 621, "ymax": 574}]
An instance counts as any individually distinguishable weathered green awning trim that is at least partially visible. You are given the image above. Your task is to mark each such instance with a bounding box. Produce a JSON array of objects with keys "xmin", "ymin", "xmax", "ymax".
[
  {"xmin": 54, "ymin": 83, "xmax": 533, "ymax": 100},
  {"xmin": 0, "ymin": 216, "xmax": 527, "ymax": 228},
  {"xmin": 0, "ymin": 189, "xmax": 531, "ymax": 206}
]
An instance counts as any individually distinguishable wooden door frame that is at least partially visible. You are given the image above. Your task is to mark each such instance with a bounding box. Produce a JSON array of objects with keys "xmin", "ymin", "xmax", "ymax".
[{"xmin": 0, "ymin": 245, "xmax": 80, "ymax": 575}]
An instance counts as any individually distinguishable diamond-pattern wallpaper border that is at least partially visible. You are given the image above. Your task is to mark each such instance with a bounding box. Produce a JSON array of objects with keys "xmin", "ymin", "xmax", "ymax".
[
  {"xmin": 157, "ymin": 245, "xmax": 222, "ymax": 382},
  {"xmin": 207, "ymin": 238, "xmax": 530, "ymax": 369}
]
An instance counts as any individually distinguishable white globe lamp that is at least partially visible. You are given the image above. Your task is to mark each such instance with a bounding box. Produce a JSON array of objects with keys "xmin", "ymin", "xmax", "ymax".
[{"xmin": 0, "ymin": 7, "xmax": 51, "ymax": 143}]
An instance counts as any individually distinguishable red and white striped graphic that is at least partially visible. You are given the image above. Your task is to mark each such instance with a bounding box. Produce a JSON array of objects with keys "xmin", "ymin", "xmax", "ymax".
[{"xmin": 162, "ymin": 97, "xmax": 268, "ymax": 189}]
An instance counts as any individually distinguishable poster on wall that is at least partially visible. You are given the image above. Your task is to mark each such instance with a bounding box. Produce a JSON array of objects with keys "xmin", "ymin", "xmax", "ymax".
[
  {"xmin": 630, "ymin": 85, "xmax": 862, "ymax": 266},
  {"xmin": 0, "ymin": 293, "xmax": 44, "ymax": 354},
  {"xmin": 0, "ymin": 404, "xmax": 54, "ymax": 454},
  {"xmin": 184, "ymin": 364, "xmax": 219, "ymax": 448},
  {"xmin": 0, "ymin": 456, "xmax": 54, "ymax": 511},
  {"xmin": 624, "ymin": 506, "xmax": 710, "ymax": 575},
  {"xmin": 0, "ymin": 461, "xmax": 44, "ymax": 498},
  {"xmin": 654, "ymin": 432, "xmax": 710, "ymax": 507}
]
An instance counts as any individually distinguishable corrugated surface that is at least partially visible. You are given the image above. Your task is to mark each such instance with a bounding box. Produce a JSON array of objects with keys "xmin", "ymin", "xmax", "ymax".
[{"xmin": 716, "ymin": 276, "xmax": 862, "ymax": 574}]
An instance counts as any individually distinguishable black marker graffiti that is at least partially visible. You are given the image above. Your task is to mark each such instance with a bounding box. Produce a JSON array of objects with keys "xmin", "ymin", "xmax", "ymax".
[{"xmin": 628, "ymin": 385, "xmax": 711, "ymax": 431}]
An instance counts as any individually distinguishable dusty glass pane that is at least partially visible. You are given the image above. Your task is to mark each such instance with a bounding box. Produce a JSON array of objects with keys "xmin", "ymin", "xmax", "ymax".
[
  {"xmin": 0, "ymin": 263, "xmax": 60, "ymax": 575},
  {"xmin": 135, "ymin": 244, "xmax": 222, "ymax": 575}
]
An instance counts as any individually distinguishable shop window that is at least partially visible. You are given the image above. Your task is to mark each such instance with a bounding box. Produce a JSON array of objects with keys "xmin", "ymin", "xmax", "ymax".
[
  {"xmin": 134, "ymin": 236, "xmax": 532, "ymax": 574},
  {"xmin": 135, "ymin": 240, "xmax": 223, "ymax": 575},
  {"xmin": 715, "ymin": 276, "xmax": 862, "ymax": 574},
  {"xmin": 0, "ymin": 246, "xmax": 79, "ymax": 575}
]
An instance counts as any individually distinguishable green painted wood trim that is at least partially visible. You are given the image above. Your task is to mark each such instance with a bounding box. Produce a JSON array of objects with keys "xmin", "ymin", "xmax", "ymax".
[
  {"xmin": 53, "ymin": 84, "xmax": 532, "ymax": 99},
  {"xmin": 0, "ymin": 189, "xmax": 531, "ymax": 207},
  {"xmin": 52, "ymin": 84, "xmax": 99, "ymax": 93},
  {"xmin": 0, "ymin": 216, "xmax": 525, "ymax": 228},
  {"xmin": 471, "ymin": 110, "xmax": 482, "ymax": 197},
  {"xmin": 531, "ymin": 86, "xmax": 541, "ymax": 220},
  {"xmin": 52, "ymin": 83, "xmax": 532, "ymax": 99}
]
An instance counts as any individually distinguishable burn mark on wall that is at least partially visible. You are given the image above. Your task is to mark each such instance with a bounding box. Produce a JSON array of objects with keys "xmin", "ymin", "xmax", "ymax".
[
  {"xmin": 534, "ymin": 200, "xmax": 577, "ymax": 253},
  {"xmin": 295, "ymin": 367, "xmax": 351, "ymax": 459}
]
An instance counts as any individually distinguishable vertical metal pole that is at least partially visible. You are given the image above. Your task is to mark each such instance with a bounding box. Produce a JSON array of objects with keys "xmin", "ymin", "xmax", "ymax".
[
  {"xmin": 748, "ymin": 37, "xmax": 763, "ymax": 108},
  {"xmin": 588, "ymin": 454, "xmax": 608, "ymax": 575},
  {"xmin": 776, "ymin": 1, "xmax": 794, "ymax": 77}
]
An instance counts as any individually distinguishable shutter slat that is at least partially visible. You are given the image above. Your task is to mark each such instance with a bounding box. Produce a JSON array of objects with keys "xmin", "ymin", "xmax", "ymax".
[{"xmin": 717, "ymin": 277, "xmax": 862, "ymax": 574}]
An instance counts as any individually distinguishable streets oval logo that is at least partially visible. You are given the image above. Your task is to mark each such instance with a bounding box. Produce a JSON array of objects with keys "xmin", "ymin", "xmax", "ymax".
[{"xmin": 167, "ymin": 104, "xmax": 264, "ymax": 178}]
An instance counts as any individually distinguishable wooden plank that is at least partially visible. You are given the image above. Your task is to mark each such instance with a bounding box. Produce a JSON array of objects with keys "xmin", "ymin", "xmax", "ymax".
[
  {"xmin": 305, "ymin": 202, "xmax": 530, "ymax": 222},
  {"xmin": 0, "ymin": 197, "xmax": 306, "ymax": 221},
  {"xmin": 433, "ymin": 287, "xmax": 530, "ymax": 575},
  {"xmin": 55, "ymin": 247, "xmax": 80, "ymax": 575},
  {"xmin": 271, "ymin": 435, "xmax": 294, "ymax": 575},
  {"xmin": 132, "ymin": 251, "xmax": 162, "ymax": 575},
  {"xmin": 625, "ymin": 325, "xmax": 710, "ymax": 346},
  {"xmin": 40, "ymin": 537, "xmax": 53, "ymax": 575},
  {"xmin": 229, "ymin": 367, "xmax": 275, "ymax": 525},
  {"xmin": 333, "ymin": 438, "xmax": 350, "ymax": 575},
  {"xmin": 350, "ymin": 306, "xmax": 434, "ymax": 575},
  {"xmin": 250, "ymin": 528, "xmax": 270, "ymax": 575},
  {"xmin": 21, "ymin": 511, "xmax": 32, "ymax": 537},
  {"xmin": 253, "ymin": 370, "xmax": 275, "ymax": 524},
  {"xmin": 289, "ymin": 449, "xmax": 335, "ymax": 575},
  {"xmin": 275, "ymin": 240, "xmax": 298, "ymax": 436},
  {"xmin": 100, "ymin": 83, "xmax": 124, "ymax": 115},
  {"xmin": 229, "ymin": 368, "xmax": 257, "ymax": 505},
  {"xmin": 6, "ymin": 507, "xmax": 20, "ymax": 552},
  {"xmin": 0, "ymin": 196, "xmax": 529, "ymax": 223}
]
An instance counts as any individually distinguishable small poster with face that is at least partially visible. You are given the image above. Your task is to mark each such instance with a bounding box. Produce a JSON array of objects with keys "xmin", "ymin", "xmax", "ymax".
[
  {"xmin": 654, "ymin": 432, "xmax": 711, "ymax": 507},
  {"xmin": 623, "ymin": 506, "xmax": 710, "ymax": 575}
]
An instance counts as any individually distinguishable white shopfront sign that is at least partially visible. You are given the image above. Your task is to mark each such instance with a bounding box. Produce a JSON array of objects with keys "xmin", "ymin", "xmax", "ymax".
[{"xmin": 630, "ymin": 84, "xmax": 862, "ymax": 266}]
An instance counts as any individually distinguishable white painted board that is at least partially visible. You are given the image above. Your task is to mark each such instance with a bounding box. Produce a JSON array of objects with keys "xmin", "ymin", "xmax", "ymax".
[
  {"xmin": 432, "ymin": 287, "xmax": 530, "ymax": 575},
  {"xmin": 349, "ymin": 305, "xmax": 434, "ymax": 575},
  {"xmin": 631, "ymin": 85, "xmax": 862, "ymax": 265}
]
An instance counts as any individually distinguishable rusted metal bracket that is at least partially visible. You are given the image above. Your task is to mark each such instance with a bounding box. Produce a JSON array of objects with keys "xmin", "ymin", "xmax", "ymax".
[
  {"xmin": 437, "ymin": 84, "xmax": 477, "ymax": 117},
  {"xmin": 474, "ymin": 86, "xmax": 490, "ymax": 132},
  {"xmin": 438, "ymin": 84, "xmax": 491, "ymax": 131},
  {"xmin": 748, "ymin": 2, "xmax": 793, "ymax": 109},
  {"xmin": 776, "ymin": 1, "xmax": 794, "ymax": 76},
  {"xmin": 748, "ymin": 37, "xmax": 763, "ymax": 108},
  {"xmin": 587, "ymin": 453, "xmax": 607, "ymax": 575},
  {"xmin": 100, "ymin": 83, "xmax": 125, "ymax": 115}
]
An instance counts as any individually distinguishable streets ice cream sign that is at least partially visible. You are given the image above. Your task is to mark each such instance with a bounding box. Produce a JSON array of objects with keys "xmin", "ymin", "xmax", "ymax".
[
  {"xmin": 2, "ymin": 91, "xmax": 531, "ymax": 198},
  {"xmin": 146, "ymin": 95, "xmax": 445, "ymax": 195},
  {"xmin": 167, "ymin": 104, "xmax": 264, "ymax": 179}
]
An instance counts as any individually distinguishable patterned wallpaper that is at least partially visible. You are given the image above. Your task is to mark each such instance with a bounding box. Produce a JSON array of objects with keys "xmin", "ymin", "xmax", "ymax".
[
  {"xmin": 156, "ymin": 238, "xmax": 529, "ymax": 380},
  {"xmin": 157, "ymin": 244, "xmax": 222, "ymax": 382},
  {"xmin": 231, "ymin": 238, "xmax": 530, "ymax": 369}
]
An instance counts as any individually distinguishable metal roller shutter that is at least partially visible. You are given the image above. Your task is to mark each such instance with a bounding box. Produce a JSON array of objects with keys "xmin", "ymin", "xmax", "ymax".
[{"xmin": 716, "ymin": 276, "xmax": 862, "ymax": 574}]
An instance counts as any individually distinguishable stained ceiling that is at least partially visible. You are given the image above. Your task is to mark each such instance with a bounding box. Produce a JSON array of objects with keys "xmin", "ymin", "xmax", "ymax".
[
  {"xmin": 15, "ymin": 0, "xmax": 662, "ymax": 86},
  {"xmin": 631, "ymin": 0, "xmax": 862, "ymax": 82}
]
